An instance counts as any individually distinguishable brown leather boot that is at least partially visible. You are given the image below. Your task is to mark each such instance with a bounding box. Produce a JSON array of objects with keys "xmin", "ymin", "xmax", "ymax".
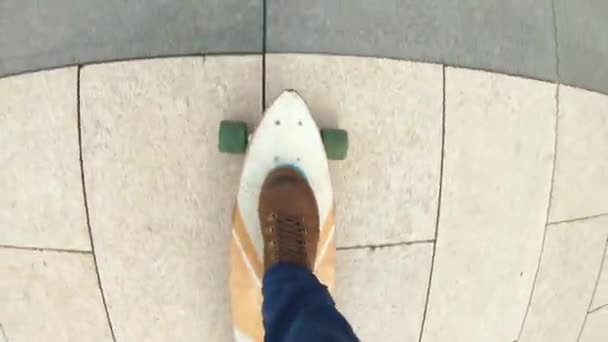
[{"xmin": 258, "ymin": 167, "xmax": 320, "ymax": 272}]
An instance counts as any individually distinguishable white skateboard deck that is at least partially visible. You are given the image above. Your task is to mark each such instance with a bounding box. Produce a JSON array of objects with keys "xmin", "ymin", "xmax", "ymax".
[{"xmin": 230, "ymin": 90, "xmax": 336, "ymax": 342}]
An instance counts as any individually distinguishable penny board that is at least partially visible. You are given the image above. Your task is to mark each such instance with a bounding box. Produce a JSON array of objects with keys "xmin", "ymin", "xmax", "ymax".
[{"xmin": 229, "ymin": 90, "xmax": 336, "ymax": 342}]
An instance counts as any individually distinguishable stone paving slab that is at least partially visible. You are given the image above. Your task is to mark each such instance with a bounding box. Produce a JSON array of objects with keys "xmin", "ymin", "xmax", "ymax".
[
  {"xmin": 423, "ymin": 68, "xmax": 555, "ymax": 342},
  {"xmin": 591, "ymin": 248, "xmax": 608, "ymax": 311},
  {"xmin": 555, "ymin": 0, "xmax": 608, "ymax": 95},
  {"xmin": 0, "ymin": 249, "xmax": 112, "ymax": 342},
  {"xmin": 0, "ymin": 0, "xmax": 262, "ymax": 77},
  {"xmin": 266, "ymin": 0, "xmax": 556, "ymax": 81},
  {"xmin": 519, "ymin": 216, "xmax": 608, "ymax": 342},
  {"xmin": 549, "ymin": 85, "xmax": 608, "ymax": 222},
  {"xmin": 80, "ymin": 57, "xmax": 261, "ymax": 341},
  {"xmin": 580, "ymin": 308, "xmax": 608, "ymax": 342},
  {"xmin": 336, "ymin": 244, "xmax": 432, "ymax": 342},
  {"xmin": 265, "ymin": 54, "xmax": 443, "ymax": 247},
  {"xmin": 4, "ymin": 54, "xmax": 608, "ymax": 341},
  {"xmin": 0, "ymin": 67, "xmax": 90, "ymax": 251}
]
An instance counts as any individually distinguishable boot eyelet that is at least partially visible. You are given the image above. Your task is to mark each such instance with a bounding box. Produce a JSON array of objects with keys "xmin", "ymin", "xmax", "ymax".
[
  {"xmin": 268, "ymin": 212, "xmax": 278, "ymax": 222},
  {"xmin": 266, "ymin": 225, "xmax": 275, "ymax": 233}
]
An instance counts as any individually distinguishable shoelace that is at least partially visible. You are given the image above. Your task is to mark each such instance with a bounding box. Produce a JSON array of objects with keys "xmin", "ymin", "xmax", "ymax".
[{"xmin": 267, "ymin": 214, "xmax": 307, "ymax": 261}]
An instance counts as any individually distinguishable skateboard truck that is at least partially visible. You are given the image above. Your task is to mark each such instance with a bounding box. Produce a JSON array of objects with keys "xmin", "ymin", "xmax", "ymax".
[{"xmin": 218, "ymin": 120, "xmax": 349, "ymax": 160}]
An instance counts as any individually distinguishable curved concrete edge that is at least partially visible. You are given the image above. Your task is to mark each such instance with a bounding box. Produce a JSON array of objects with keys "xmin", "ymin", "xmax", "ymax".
[
  {"xmin": 0, "ymin": 52, "xmax": 262, "ymax": 81},
  {"xmin": 3, "ymin": 50, "xmax": 608, "ymax": 98},
  {"xmin": 2, "ymin": 0, "xmax": 608, "ymax": 95}
]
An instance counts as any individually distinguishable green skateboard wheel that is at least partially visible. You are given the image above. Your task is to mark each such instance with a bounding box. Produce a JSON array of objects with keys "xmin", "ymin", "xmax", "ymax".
[
  {"xmin": 321, "ymin": 128, "xmax": 348, "ymax": 160},
  {"xmin": 218, "ymin": 120, "xmax": 248, "ymax": 154}
]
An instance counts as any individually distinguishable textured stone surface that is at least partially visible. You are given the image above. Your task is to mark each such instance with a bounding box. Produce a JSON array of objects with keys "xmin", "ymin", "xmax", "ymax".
[
  {"xmin": 580, "ymin": 308, "xmax": 608, "ymax": 342},
  {"xmin": 0, "ymin": 0, "xmax": 262, "ymax": 77},
  {"xmin": 591, "ymin": 247, "xmax": 608, "ymax": 311},
  {"xmin": 423, "ymin": 68, "xmax": 555, "ymax": 342},
  {"xmin": 80, "ymin": 57, "xmax": 261, "ymax": 341},
  {"xmin": 555, "ymin": 0, "xmax": 608, "ymax": 95},
  {"xmin": 5, "ymin": 52, "xmax": 608, "ymax": 341},
  {"xmin": 519, "ymin": 216, "xmax": 608, "ymax": 342},
  {"xmin": 265, "ymin": 54, "xmax": 443, "ymax": 246},
  {"xmin": 0, "ymin": 248, "xmax": 112, "ymax": 342},
  {"xmin": 0, "ymin": 68, "xmax": 89, "ymax": 251},
  {"xmin": 336, "ymin": 244, "xmax": 432, "ymax": 342},
  {"xmin": 267, "ymin": 0, "xmax": 556, "ymax": 80},
  {"xmin": 550, "ymin": 86, "xmax": 608, "ymax": 222}
]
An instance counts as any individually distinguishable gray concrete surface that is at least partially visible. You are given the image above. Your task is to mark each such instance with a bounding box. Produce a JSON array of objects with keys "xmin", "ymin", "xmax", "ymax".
[
  {"xmin": 0, "ymin": 0, "xmax": 262, "ymax": 76},
  {"xmin": 555, "ymin": 0, "xmax": 608, "ymax": 94},
  {"xmin": 267, "ymin": 0, "xmax": 556, "ymax": 81},
  {"xmin": 1, "ymin": 0, "xmax": 608, "ymax": 94}
]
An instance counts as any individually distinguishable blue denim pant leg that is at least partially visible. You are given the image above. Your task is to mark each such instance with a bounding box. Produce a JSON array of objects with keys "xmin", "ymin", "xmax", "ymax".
[{"xmin": 262, "ymin": 263, "xmax": 359, "ymax": 342}]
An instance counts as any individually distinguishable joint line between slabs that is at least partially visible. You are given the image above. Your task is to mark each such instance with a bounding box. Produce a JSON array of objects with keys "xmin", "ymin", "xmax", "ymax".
[{"xmin": 77, "ymin": 65, "xmax": 117, "ymax": 342}]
